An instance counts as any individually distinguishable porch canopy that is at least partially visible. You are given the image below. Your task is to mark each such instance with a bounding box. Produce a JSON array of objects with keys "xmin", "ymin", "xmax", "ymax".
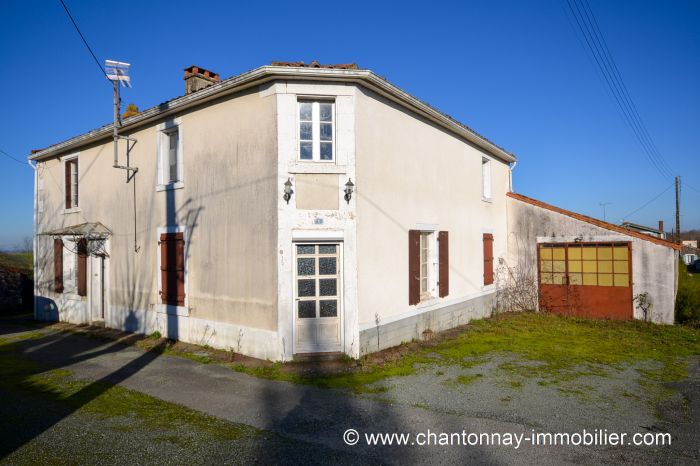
[{"xmin": 39, "ymin": 222, "xmax": 111, "ymax": 240}]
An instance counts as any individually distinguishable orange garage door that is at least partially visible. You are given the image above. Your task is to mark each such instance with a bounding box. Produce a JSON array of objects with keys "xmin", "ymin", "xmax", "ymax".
[{"xmin": 538, "ymin": 242, "xmax": 632, "ymax": 320}]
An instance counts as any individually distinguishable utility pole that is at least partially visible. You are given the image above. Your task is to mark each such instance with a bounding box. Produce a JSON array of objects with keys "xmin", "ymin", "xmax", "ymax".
[
  {"xmin": 675, "ymin": 176, "xmax": 681, "ymax": 244},
  {"xmin": 599, "ymin": 202, "xmax": 612, "ymax": 222}
]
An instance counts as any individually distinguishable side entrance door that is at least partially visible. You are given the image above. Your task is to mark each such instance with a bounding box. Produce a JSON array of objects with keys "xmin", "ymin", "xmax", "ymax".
[
  {"xmin": 90, "ymin": 254, "xmax": 106, "ymax": 321},
  {"xmin": 294, "ymin": 243, "xmax": 342, "ymax": 353},
  {"xmin": 538, "ymin": 242, "xmax": 633, "ymax": 320}
]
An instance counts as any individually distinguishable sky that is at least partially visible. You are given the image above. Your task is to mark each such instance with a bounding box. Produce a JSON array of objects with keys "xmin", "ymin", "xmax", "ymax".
[{"xmin": 0, "ymin": 0, "xmax": 698, "ymax": 249}]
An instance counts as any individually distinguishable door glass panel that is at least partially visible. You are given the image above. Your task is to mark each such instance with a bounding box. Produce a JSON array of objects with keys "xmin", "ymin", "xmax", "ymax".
[
  {"xmin": 298, "ymin": 300, "xmax": 315, "ymax": 318},
  {"xmin": 552, "ymin": 273, "xmax": 566, "ymax": 284},
  {"xmin": 614, "ymin": 274, "xmax": 629, "ymax": 287},
  {"xmin": 540, "ymin": 272, "xmax": 553, "ymax": 284},
  {"xmin": 583, "ymin": 273, "xmax": 597, "ymax": 286},
  {"xmin": 540, "ymin": 248, "xmax": 552, "ymax": 260},
  {"xmin": 298, "ymin": 279, "xmax": 315, "ymax": 297},
  {"xmin": 568, "ymin": 260, "xmax": 582, "ymax": 273},
  {"xmin": 582, "ymin": 247, "xmax": 597, "ymax": 260},
  {"xmin": 597, "ymin": 247, "xmax": 613, "ymax": 260},
  {"xmin": 598, "ymin": 273, "xmax": 613, "ymax": 286},
  {"xmin": 613, "ymin": 260, "xmax": 627, "ymax": 273},
  {"xmin": 552, "ymin": 248, "xmax": 565, "ymax": 260},
  {"xmin": 598, "ymin": 261, "xmax": 613, "ymax": 273},
  {"xmin": 613, "ymin": 246, "xmax": 629, "ymax": 260},
  {"xmin": 541, "ymin": 261, "xmax": 552, "ymax": 272},
  {"xmin": 567, "ymin": 247, "xmax": 582, "ymax": 260},
  {"xmin": 319, "ymin": 279, "xmax": 337, "ymax": 296},
  {"xmin": 319, "ymin": 245, "xmax": 336, "ymax": 254},
  {"xmin": 582, "ymin": 261, "xmax": 597, "ymax": 273},
  {"xmin": 552, "ymin": 261, "xmax": 566, "ymax": 273},
  {"xmin": 569, "ymin": 273, "xmax": 583, "ymax": 285},
  {"xmin": 320, "ymin": 300, "xmax": 337, "ymax": 317},
  {"xmin": 297, "ymin": 245, "xmax": 315, "ymax": 255},
  {"xmin": 319, "ymin": 257, "xmax": 336, "ymax": 275},
  {"xmin": 297, "ymin": 258, "xmax": 315, "ymax": 275}
]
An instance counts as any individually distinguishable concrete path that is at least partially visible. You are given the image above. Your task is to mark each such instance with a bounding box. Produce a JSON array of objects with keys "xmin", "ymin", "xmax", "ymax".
[{"xmin": 2, "ymin": 324, "xmax": 677, "ymax": 465}]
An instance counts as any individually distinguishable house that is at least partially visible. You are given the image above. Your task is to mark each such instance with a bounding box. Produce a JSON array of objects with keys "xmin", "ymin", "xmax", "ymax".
[
  {"xmin": 29, "ymin": 62, "xmax": 681, "ymax": 361},
  {"xmin": 682, "ymin": 240, "xmax": 698, "ymax": 249},
  {"xmin": 621, "ymin": 221, "xmax": 667, "ymax": 239}
]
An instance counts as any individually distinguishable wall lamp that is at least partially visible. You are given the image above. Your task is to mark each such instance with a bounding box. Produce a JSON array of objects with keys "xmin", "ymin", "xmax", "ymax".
[
  {"xmin": 344, "ymin": 178, "xmax": 354, "ymax": 203},
  {"xmin": 283, "ymin": 178, "xmax": 293, "ymax": 204}
]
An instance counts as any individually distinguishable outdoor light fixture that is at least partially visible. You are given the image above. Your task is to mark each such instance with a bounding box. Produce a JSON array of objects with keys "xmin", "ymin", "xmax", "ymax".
[
  {"xmin": 344, "ymin": 178, "xmax": 354, "ymax": 203},
  {"xmin": 283, "ymin": 178, "xmax": 294, "ymax": 204}
]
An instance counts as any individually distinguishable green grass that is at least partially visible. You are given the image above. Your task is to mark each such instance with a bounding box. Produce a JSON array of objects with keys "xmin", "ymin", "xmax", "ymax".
[
  {"xmin": 0, "ymin": 251, "xmax": 33, "ymax": 276},
  {"xmin": 231, "ymin": 313, "xmax": 700, "ymax": 393}
]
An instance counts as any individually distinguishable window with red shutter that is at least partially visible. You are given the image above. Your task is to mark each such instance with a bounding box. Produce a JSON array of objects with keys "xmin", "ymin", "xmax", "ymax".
[
  {"xmin": 54, "ymin": 238, "xmax": 64, "ymax": 293},
  {"xmin": 408, "ymin": 230, "xmax": 420, "ymax": 305},
  {"xmin": 160, "ymin": 232, "xmax": 185, "ymax": 306},
  {"xmin": 438, "ymin": 231, "xmax": 449, "ymax": 297},
  {"xmin": 77, "ymin": 239, "xmax": 87, "ymax": 297},
  {"xmin": 483, "ymin": 233, "xmax": 494, "ymax": 285}
]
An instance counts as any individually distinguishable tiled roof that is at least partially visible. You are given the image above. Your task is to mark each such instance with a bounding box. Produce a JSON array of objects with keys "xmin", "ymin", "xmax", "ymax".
[{"xmin": 507, "ymin": 192, "xmax": 681, "ymax": 251}]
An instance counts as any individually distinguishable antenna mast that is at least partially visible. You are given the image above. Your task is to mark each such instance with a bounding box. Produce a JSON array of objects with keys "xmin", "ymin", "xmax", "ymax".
[{"xmin": 106, "ymin": 60, "xmax": 138, "ymax": 182}]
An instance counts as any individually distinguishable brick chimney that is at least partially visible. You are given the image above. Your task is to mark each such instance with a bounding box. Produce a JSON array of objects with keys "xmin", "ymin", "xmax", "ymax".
[
  {"xmin": 658, "ymin": 220, "xmax": 664, "ymax": 234},
  {"xmin": 184, "ymin": 65, "xmax": 220, "ymax": 95}
]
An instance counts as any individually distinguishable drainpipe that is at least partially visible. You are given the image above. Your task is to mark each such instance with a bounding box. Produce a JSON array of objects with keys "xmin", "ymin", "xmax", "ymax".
[
  {"xmin": 508, "ymin": 161, "xmax": 517, "ymax": 192},
  {"xmin": 28, "ymin": 159, "xmax": 38, "ymax": 321}
]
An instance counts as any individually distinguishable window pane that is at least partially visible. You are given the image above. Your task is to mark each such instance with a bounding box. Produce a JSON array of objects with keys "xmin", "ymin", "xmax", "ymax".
[
  {"xmin": 320, "ymin": 123, "xmax": 333, "ymax": 141},
  {"xmin": 319, "ymin": 103, "xmax": 332, "ymax": 122},
  {"xmin": 552, "ymin": 273, "xmax": 566, "ymax": 285},
  {"xmin": 540, "ymin": 248, "xmax": 552, "ymax": 260},
  {"xmin": 552, "ymin": 261, "xmax": 566, "ymax": 273},
  {"xmin": 299, "ymin": 102, "xmax": 312, "ymax": 121},
  {"xmin": 597, "ymin": 247, "xmax": 613, "ymax": 260},
  {"xmin": 582, "ymin": 247, "xmax": 597, "ymax": 260},
  {"xmin": 614, "ymin": 274, "xmax": 629, "ymax": 287},
  {"xmin": 320, "ymin": 300, "xmax": 337, "ymax": 317},
  {"xmin": 297, "ymin": 258, "xmax": 315, "ymax": 276},
  {"xmin": 297, "ymin": 245, "xmax": 315, "ymax": 255},
  {"xmin": 569, "ymin": 273, "xmax": 583, "ymax": 285},
  {"xmin": 300, "ymin": 142, "xmax": 313, "ymax": 160},
  {"xmin": 582, "ymin": 273, "xmax": 597, "ymax": 286},
  {"xmin": 613, "ymin": 260, "xmax": 628, "ymax": 273},
  {"xmin": 598, "ymin": 261, "xmax": 613, "ymax": 273},
  {"xmin": 319, "ymin": 279, "xmax": 337, "ymax": 296},
  {"xmin": 300, "ymin": 122, "xmax": 313, "ymax": 141},
  {"xmin": 582, "ymin": 261, "xmax": 597, "ymax": 273},
  {"xmin": 598, "ymin": 273, "xmax": 613, "ymax": 286},
  {"xmin": 298, "ymin": 300, "xmax": 315, "ymax": 319},
  {"xmin": 541, "ymin": 261, "xmax": 552, "ymax": 272},
  {"xmin": 568, "ymin": 260, "xmax": 582, "ymax": 273},
  {"xmin": 552, "ymin": 248, "xmax": 565, "ymax": 260},
  {"xmin": 613, "ymin": 246, "xmax": 629, "ymax": 260},
  {"xmin": 568, "ymin": 247, "xmax": 582, "ymax": 260},
  {"xmin": 298, "ymin": 279, "xmax": 315, "ymax": 297},
  {"xmin": 320, "ymin": 142, "xmax": 333, "ymax": 160},
  {"xmin": 318, "ymin": 245, "xmax": 336, "ymax": 254},
  {"xmin": 169, "ymin": 132, "xmax": 178, "ymax": 150},
  {"xmin": 540, "ymin": 273, "xmax": 553, "ymax": 284},
  {"xmin": 319, "ymin": 257, "xmax": 336, "ymax": 275}
]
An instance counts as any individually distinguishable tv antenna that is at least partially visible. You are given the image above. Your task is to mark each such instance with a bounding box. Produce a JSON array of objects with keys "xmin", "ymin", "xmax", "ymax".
[
  {"xmin": 106, "ymin": 60, "xmax": 138, "ymax": 182},
  {"xmin": 599, "ymin": 202, "xmax": 612, "ymax": 222}
]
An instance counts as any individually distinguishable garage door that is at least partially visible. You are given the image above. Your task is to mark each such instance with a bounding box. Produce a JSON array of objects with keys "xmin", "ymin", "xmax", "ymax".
[{"xmin": 538, "ymin": 242, "xmax": 632, "ymax": 320}]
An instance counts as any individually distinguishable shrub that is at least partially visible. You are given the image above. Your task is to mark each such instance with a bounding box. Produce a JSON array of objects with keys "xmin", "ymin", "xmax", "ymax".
[{"xmin": 676, "ymin": 263, "xmax": 700, "ymax": 324}]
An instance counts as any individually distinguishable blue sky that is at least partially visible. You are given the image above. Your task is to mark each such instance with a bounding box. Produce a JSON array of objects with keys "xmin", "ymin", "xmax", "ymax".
[{"xmin": 0, "ymin": 0, "xmax": 698, "ymax": 249}]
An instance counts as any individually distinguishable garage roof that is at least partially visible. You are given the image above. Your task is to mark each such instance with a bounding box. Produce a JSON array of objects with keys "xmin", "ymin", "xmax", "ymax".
[{"xmin": 507, "ymin": 192, "xmax": 681, "ymax": 251}]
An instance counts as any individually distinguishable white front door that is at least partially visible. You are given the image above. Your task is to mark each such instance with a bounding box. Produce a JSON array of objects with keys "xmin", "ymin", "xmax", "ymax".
[{"xmin": 294, "ymin": 243, "xmax": 342, "ymax": 353}]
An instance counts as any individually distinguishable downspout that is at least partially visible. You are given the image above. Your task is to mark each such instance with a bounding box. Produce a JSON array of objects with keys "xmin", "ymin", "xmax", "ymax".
[
  {"xmin": 28, "ymin": 159, "xmax": 38, "ymax": 321},
  {"xmin": 508, "ymin": 161, "xmax": 517, "ymax": 192}
]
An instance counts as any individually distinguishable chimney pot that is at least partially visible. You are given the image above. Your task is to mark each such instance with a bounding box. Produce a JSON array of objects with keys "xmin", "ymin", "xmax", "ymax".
[
  {"xmin": 184, "ymin": 65, "xmax": 219, "ymax": 95},
  {"xmin": 658, "ymin": 220, "xmax": 664, "ymax": 233}
]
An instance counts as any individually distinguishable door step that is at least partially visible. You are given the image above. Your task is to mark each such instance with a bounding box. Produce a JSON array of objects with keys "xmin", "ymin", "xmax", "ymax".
[
  {"xmin": 293, "ymin": 351, "xmax": 345, "ymax": 362},
  {"xmin": 90, "ymin": 320, "xmax": 106, "ymax": 328}
]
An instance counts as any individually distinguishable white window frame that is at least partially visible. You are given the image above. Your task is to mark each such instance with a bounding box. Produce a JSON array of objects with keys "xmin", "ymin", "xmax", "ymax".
[
  {"xmin": 155, "ymin": 225, "xmax": 189, "ymax": 316},
  {"xmin": 297, "ymin": 100, "xmax": 335, "ymax": 163},
  {"xmin": 416, "ymin": 226, "xmax": 439, "ymax": 303},
  {"xmin": 482, "ymin": 157, "xmax": 492, "ymax": 201},
  {"xmin": 156, "ymin": 119, "xmax": 184, "ymax": 191},
  {"xmin": 61, "ymin": 153, "xmax": 81, "ymax": 213}
]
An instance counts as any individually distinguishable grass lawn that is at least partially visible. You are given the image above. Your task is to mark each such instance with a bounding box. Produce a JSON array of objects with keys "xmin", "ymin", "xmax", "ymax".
[
  {"xmin": 0, "ymin": 251, "xmax": 33, "ymax": 277},
  {"xmin": 130, "ymin": 312, "xmax": 700, "ymax": 395}
]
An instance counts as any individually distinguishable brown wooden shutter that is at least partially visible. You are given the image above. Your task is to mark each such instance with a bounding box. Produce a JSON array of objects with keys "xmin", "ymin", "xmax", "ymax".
[
  {"xmin": 65, "ymin": 162, "xmax": 71, "ymax": 209},
  {"xmin": 54, "ymin": 238, "xmax": 64, "ymax": 293},
  {"xmin": 438, "ymin": 231, "xmax": 449, "ymax": 297},
  {"xmin": 408, "ymin": 230, "xmax": 420, "ymax": 305},
  {"xmin": 483, "ymin": 233, "xmax": 494, "ymax": 285},
  {"xmin": 77, "ymin": 238, "xmax": 88, "ymax": 297},
  {"xmin": 160, "ymin": 233, "xmax": 185, "ymax": 306}
]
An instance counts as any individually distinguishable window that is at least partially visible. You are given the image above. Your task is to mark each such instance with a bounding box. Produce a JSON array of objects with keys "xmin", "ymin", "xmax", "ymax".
[
  {"xmin": 159, "ymin": 232, "xmax": 186, "ymax": 306},
  {"xmin": 539, "ymin": 243, "xmax": 629, "ymax": 287},
  {"xmin": 65, "ymin": 158, "xmax": 79, "ymax": 209},
  {"xmin": 409, "ymin": 230, "xmax": 449, "ymax": 305},
  {"xmin": 298, "ymin": 101, "xmax": 334, "ymax": 162},
  {"xmin": 159, "ymin": 125, "xmax": 182, "ymax": 188},
  {"xmin": 482, "ymin": 158, "xmax": 492, "ymax": 200},
  {"xmin": 483, "ymin": 233, "xmax": 494, "ymax": 285}
]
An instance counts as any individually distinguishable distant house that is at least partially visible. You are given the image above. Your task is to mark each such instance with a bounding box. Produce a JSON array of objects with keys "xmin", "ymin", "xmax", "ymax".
[
  {"xmin": 621, "ymin": 221, "xmax": 667, "ymax": 239},
  {"xmin": 29, "ymin": 62, "xmax": 681, "ymax": 361},
  {"xmin": 682, "ymin": 240, "xmax": 698, "ymax": 249}
]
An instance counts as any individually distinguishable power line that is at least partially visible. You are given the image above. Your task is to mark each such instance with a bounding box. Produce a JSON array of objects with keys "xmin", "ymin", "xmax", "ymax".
[
  {"xmin": 563, "ymin": 0, "xmax": 676, "ymax": 180},
  {"xmin": 621, "ymin": 182, "xmax": 674, "ymax": 221},
  {"xmin": 0, "ymin": 149, "xmax": 25, "ymax": 165},
  {"xmin": 58, "ymin": 0, "xmax": 107, "ymax": 79}
]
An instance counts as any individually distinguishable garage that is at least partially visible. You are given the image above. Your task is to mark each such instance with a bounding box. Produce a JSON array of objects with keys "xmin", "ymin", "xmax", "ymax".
[{"xmin": 538, "ymin": 242, "xmax": 633, "ymax": 320}]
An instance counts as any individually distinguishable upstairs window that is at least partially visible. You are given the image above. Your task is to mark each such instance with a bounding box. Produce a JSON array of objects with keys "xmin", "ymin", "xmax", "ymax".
[
  {"xmin": 482, "ymin": 157, "xmax": 492, "ymax": 200},
  {"xmin": 298, "ymin": 101, "xmax": 334, "ymax": 162},
  {"xmin": 65, "ymin": 158, "xmax": 79, "ymax": 209},
  {"xmin": 158, "ymin": 124, "xmax": 183, "ymax": 188}
]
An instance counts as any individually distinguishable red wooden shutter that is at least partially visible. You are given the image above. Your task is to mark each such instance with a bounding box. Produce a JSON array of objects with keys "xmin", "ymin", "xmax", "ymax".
[
  {"xmin": 54, "ymin": 238, "xmax": 64, "ymax": 293},
  {"xmin": 160, "ymin": 233, "xmax": 185, "ymax": 306},
  {"xmin": 438, "ymin": 231, "xmax": 449, "ymax": 297},
  {"xmin": 408, "ymin": 230, "xmax": 420, "ymax": 305},
  {"xmin": 65, "ymin": 162, "xmax": 71, "ymax": 209},
  {"xmin": 483, "ymin": 233, "xmax": 494, "ymax": 285},
  {"xmin": 77, "ymin": 238, "xmax": 88, "ymax": 297}
]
